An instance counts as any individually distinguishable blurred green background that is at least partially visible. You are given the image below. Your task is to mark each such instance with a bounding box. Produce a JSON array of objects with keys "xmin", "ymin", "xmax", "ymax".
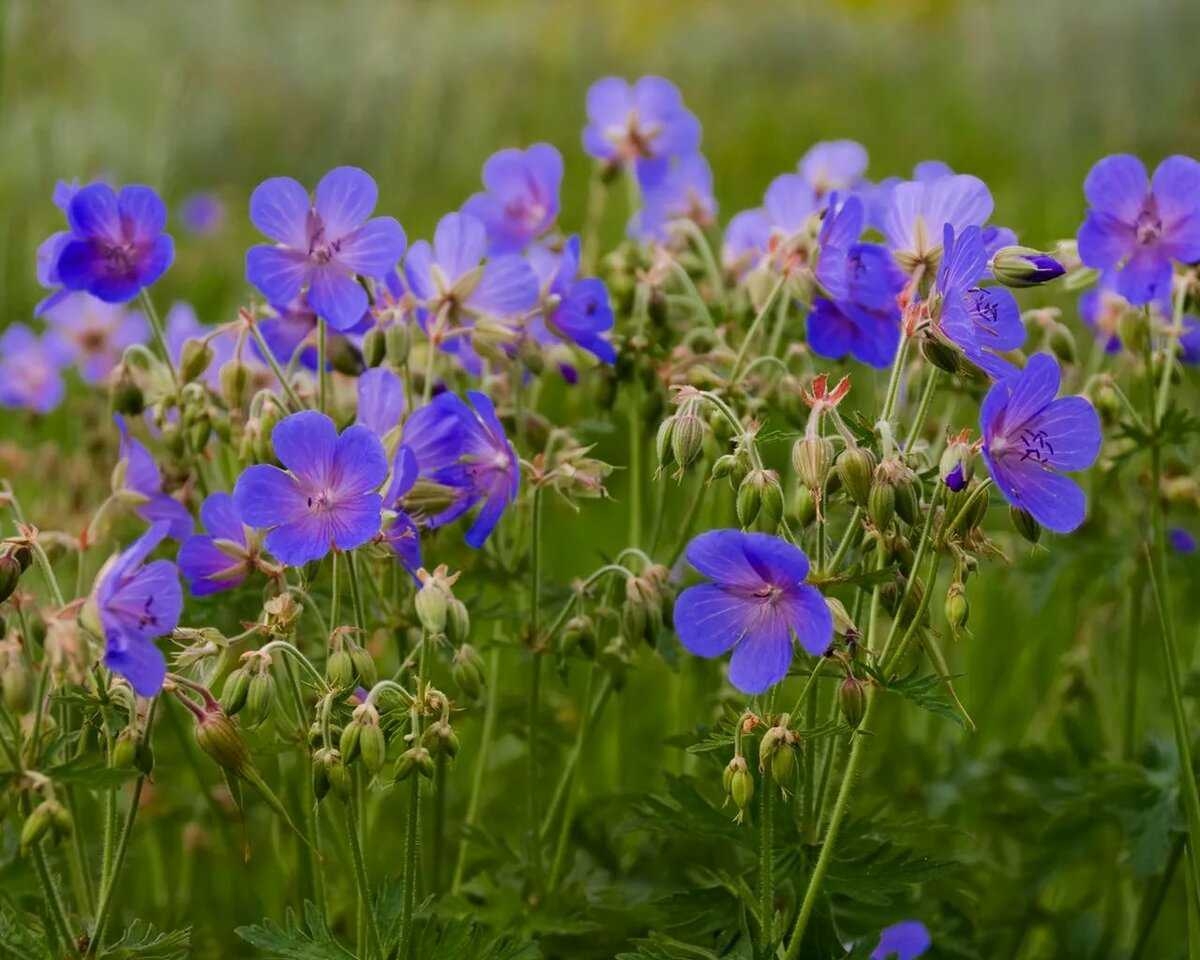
[{"xmin": 2, "ymin": 0, "xmax": 1200, "ymax": 956}]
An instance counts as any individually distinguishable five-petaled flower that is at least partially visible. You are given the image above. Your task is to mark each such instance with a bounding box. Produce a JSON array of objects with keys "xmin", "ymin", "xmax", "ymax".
[
  {"xmin": 0, "ymin": 324, "xmax": 70, "ymax": 414},
  {"xmin": 116, "ymin": 417, "xmax": 195, "ymax": 541},
  {"xmin": 527, "ymin": 235, "xmax": 617, "ymax": 364},
  {"xmin": 980, "ymin": 353, "xmax": 1102, "ymax": 534},
  {"xmin": 673, "ymin": 530, "xmax": 833, "ymax": 694},
  {"xmin": 178, "ymin": 492, "xmax": 262, "ymax": 596},
  {"xmin": 233, "ymin": 410, "xmax": 388, "ymax": 566},
  {"xmin": 882, "ymin": 173, "xmax": 994, "ymax": 274},
  {"xmin": 1077, "ymin": 154, "xmax": 1200, "ymax": 306},
  {"xmin": 462, "ymin": 144, "xmax": 563, "ymax": 254},
  {"xmin": 582, "ymin": 76, "xmax": 701, "ymax": 178},
  {"xmin": 91, "ymin": 520, "xmax": 183, "ymax": 696},
  {"xmin": 245, "ymin": 166, "xmax": 407, "ymax": 332},
  {"xmin": 43, "ymin": 293, "xmax": 148, "ymax": 385}
]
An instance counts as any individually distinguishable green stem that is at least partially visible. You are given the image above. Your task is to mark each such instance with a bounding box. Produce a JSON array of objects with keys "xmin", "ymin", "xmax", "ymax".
[
  {"xmin": 730, "ymin": 275, "xmax": 787, "ymax": 383},
  {"xmin": 758, "ymin": 765, "xmax": 775, "ymax": 953},
  {"xmin": 397, "ymin": 635, "xmax": 429, "ymax": 960},
  {"xmin": 346, "ymin": 551, "xmax": 367, "ymax": 634},
  {"xmin": 138, "ymin": 289, "xmax": 180, "ymax": 391},
  {"xmin": 451, "ymin": 643, "xmax": 502, "ymax": 893},
  {"xmin": 880, "ymin": 336, "xmax": 911, "ymax": 424},
  {"xmin": 580, "ymin": 168, "xmax": 609, "ymax": 276},
  {"xmin": 880, "ymin": 483, "xmax": 945, "ymax": 668},
  {"xmin": 628, "ymin": 381, "xmax": 643, "ymax": 549},
  {"xmin": 345, "ymin": 798, "xmax": 382, "ymax": 960},
  {"xmin": 30, "ymin": 829, "xmax": 80, "ymax": 958},
  {"xmin": 317, "ymin": 318, "xmax": 328, "ymax": 414},
  {"xmin": 248, "ymin": 323, "xmax": 304, "ymax": 411},
  {"xmin": 527, "ymin": 487, "xmax": 545, "ymax": 893},
  {"xmin": 3, "ymin": 485, "xmax": 67, "ymax": 608},
  {"xmin": 1122, "ymin": 571, "xmax": 1144, "ymax": 760},
  {"xmin": 824, "ymin": 507, "xmax": 863, "ymax": 576},
  {"xmin": 902, "ymin": 368, "xmax": 940, "ymax": 452}
]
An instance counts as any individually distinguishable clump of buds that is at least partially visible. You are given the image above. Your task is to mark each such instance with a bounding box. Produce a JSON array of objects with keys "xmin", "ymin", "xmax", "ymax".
[
  {"xmin": 869, "ymin": 457, "xmax": 920, "ymax": 530},
  {"xmin": 657, "ymin": 391, "xmax": 710, "ymax": 477},
  {"xmin": 313, "ymin": 746, "xmax": 351, "ymax": 802},
  {"xmin": 341, "ymin": 702, "xmax": 387, "ymax": 775},
  {"xmin": 394, "ymin": 745, "xmax": 435, "ymax": 782},
  {"xmin": 758, "ymin": 716, "xmax": 800, "ymax": 793},
  {"xmin": 622, "ymin": 573, "xmax": 665, "ymax": 645},
  {"xmin": 737, "ymin": 468, "xmax": 784, "ymax": 530},
  {"xmin": 325, "ymin": 629, "xmax": 378, "ymax": 690},
  {"xmin": 451, "ymin": 644, "xmax": 487, "ymax": 700}
]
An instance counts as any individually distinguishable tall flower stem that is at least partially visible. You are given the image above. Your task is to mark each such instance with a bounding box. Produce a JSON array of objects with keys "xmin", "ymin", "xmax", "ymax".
[
  {"xmin": 87, "ymin": 697, "xmax": 159, "ymax": 958},
  {"xmin": 628, "ymin": 382, "xmax": 642, "ymax": 549},
  {"xmin": 137, "ymin": 289, "xmax": 180, "ymax": 391},
  {"xmin": 345, "ymin": 795, "xmax": 382, "ymax": 960},
  {"xmin": 3, "ymin": 485, "xmax": 67, "ymax": 609},
  {"xmin": 29, "ymin": 823, "xmax": 81, "ymax": 959},
  {"xmin": 248, "ymin": 323, "xmax": 304, "ymax": 411},
  {"xmin": 758, "ymin": 769, "xmax": 775, "ymax": 954},
  {"xmin": 879, "ymin": 336, "xmax": 911, "ymax": 424},
  {"xmin": 451, "ymin": 643, "xmax": 502, "ymax": 893},
  {"xmin": 580, "ymin": 167, "xmax": 609, "ymax": 276},
  {"xmin": 902, "ymin": 367, "xmax": 941, "ymax": 452},
  {"xmin": 397, "ymin": 635, "xmax": 428, "ymax": 960},
  {"xmin": 527, "ymin": 485, "xmax": 545, "ymax": 893},
  {"xmin": 730, "ymin": 275, "xmax": 787, "ymax": 384},
  {"xmin": 316, "ymin": 318, "xmax": 329, "ymax": 414}
]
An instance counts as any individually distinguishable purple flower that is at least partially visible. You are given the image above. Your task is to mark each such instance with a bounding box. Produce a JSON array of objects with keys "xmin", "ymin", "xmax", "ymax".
[
  {"xmin": 255, "ymin": 295, "xmax": 371, "ymax": 372},
  {"xmin": 1170, "ymin": 527, "xmax": 1197, "ymax": 554},
  {"xmin": 633, "ymin": 153, "xmax": 717, "ymax": 243},
  {"xmin": 462, "ymin": 144, "xmax": 563, "ymax": 254},
  {"xmin": 1077, "ymin": 154, "xmax": 1200, "ymax": 306},
  {"xmin": 810, "ymin": 195, "xmax": 906, "ymax": 368},
  {"xmin": 980, "ymin": 353, "xmax": 1102, "ymax": 534},
  {"xmin": 178, "ymin": 493, "xmax": 257, "ymax": 596},
  {"xmin": 1078, "ymin": 272, "xmax": 1138, "ymax": 354},
  {"xmin": 116, "ymin": 417, "xmax": 194, "ymax": 541},
  {"xmin": 882, "ymin": 173, "xmax": 993, "ymax": 271},
  {"xmin": 871, "ymin": 920, "xmax": 931, "ymax": 960},
  {"xmin": 944, "ymin": 462, "xmax": 968, "ymax": 492},
  {"xmin": 935, "ymin": 224, "xmax": 1025, "ymax": 379},
  {"xmin": 245, "ymin": 167, "xmax": 406, "ymax": 332},
  {"xmin": 356, "ymin": 366, "xmax": 406, "ymax": 438},
  {"xmin": 799, "ymin": 140, "xmax": 868, "ymax": 197},
  {"xmin": 35, "ymin": 180, "xmax": 93, "ymax": 316},
  {"xmin": 180, "ymin": 192, "xmax": 226, "ymax": 235},
  {"xmin": 722, "ymin": 208, "xmax": 772, "ymax": 277},
  {"xmin": 0, "ymin": 324, "xmax": 70, "ymax": 413},
  {"xmin": 51, "ymin": 183, "xmax": 174, "ymax": 303},
  {"xmin": 382, "ymin": 445, "xmax": 422, "ymax": 576},
  {"xmin": 582, "ymin": 76, "xmax": 701, "ymax": 177},
  {"xmin": 233, "ymin": 411, "xmax": 387, "ymax": 566},
  {"xmin": 673, "ymin": 530, "xmax": 832, "ymax": 694},
  {"xmin": 528, "ymin": 236, "xmax": 616, "ymax": 364},
  {"xmin": 1181, "ymin": 315, "xmax": 1200, "ymax": 365},
  {"xmin": 403, "ymin": 212, "xmax": 539, "ymax": 372},
  {"xmin": 93, "ymin": 521, "xmax": 182, "ymax": 696},
  {"xmin": 402, "ymin": 391, "xmax": 519, "ymax": 548},
  {"xmin": 43, "ymin": 293, "xmax": 148, "ymax": 384},
  {"xmin": 724, "ymin": 174, "xmax": 823, "ymax": 276}
]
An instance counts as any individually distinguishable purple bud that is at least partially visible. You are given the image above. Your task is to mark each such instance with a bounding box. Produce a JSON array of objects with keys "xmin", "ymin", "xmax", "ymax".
[
  {"xmin": 944, "ymin": 462, "xmax": 968, "ymax": 492},
  {"xmin": 991, "ymin": 245, "xmax": 1066, "ymax": 288},
  {"xmin": 1169, "ymin": 527, "xmax": 1197, "ymax": 555}
]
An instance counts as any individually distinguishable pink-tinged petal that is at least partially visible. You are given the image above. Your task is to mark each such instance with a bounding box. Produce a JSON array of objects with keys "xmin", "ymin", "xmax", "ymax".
[
  {"xmin": 923, "ymin": 175, "xmax": 993, "ymax": 235},
  {"xmin": 245, "ymin": 245, "xmax": 310, "ymax": 305},
  {"xmin": 433, "ymin": 213, "xmax": 488, "ymax": 282},
  {"xmin": 314, "ymin": 166, "xmax": 378, "ymax": 239},
  {"xmin": 1077, "ymin": 213, "xmax": 1135, "ymax": 270},
  {"xmin": 402, "ymin": 241, "xmax": 436, "ymax": 301},
  {"xmin": 233, "ymin": 464, "xmax": 309, "ymax": 529},
  {"xmin": 336, "ymin": 217, "xmax": 406, "ymax": 277},
  {"xmin": 138, "ymin": 235, "xmax": 174, "ymax": 288},
  {"xmin": 728, "ymin": 620, "xmax": 793, "ymax": 694},
  {"xmin": 685, "ymin": 529, "xmax": 763, "ymax": 590},
  {"xmin": 327, "ymin": 493, "xmax": 383, "ymax": 551},
  {"xmin": 585, "ymin": 76, "xmax": 631, "ymax": 127},
  {"xmin": 992, "ymin": 457, "xmax": 1088, "ymax": 534},
  {"xmin": 307, "ymin": 266, "xmax": 368, "ymax": 332},
  {"xmin": 68, "ymin": 184, "xmax": 122, "ymax": 242},
  {"xmin": 249, "ymin": 177, "xmax": 311, "ymax": 248},
  {"xmin": 782, "ymin": 584, "xmax": 834, "ymax": 657},
  {"xmin": 1023, "ymin": 396, "xmax": 1102, "ymax": 472},
  {"xmin": 271, "ymin": 410, "xmax": 338, "ymax": 486},
  {"xmin": 673, "ymin": 584, "xmax": 750, "ymax": 656},
  {"xmin": 1084, "ymin": 154, "xmax": 1148, "ymax": 223},
  {"xmin": 178, "ymin": 535, "xmax": 247, "ymax": 596},
  {"xmin": 468, "ymin": 256, "xmax": 538, "ymax": 317},
  {"xmin": 117, "ymin": 186, "xmax": 167, "ymax": 243},
  {"xmin": 332, "ymin": 425, "xmax": 388, "ymax": 497}
]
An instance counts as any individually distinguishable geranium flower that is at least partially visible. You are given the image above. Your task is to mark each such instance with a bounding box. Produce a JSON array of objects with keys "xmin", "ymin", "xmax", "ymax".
[
  {"xmin": 632, "ymin": 153, "xmax": 717, "ymax": 243},
  {"xmin": 527, "ymin": 235, "xmax": 616, "ymax": 364},
  {"xmin": 673, "ymin": 530, "xmax": 832, "ymax": 694},
  {"xmin": 0, "ymin": 324, "xmax": 71, "ymax": 413},
  {"xmin": 178, "ymin": 493, "xmax": 259, "ymax": 596},
  {"xmin": 180, "ymin": 192, "xmax": 225, "ymax": 235},
  {"xmin": 381, "ymin": 445, "xmax": 422, "ymax": 576},
  {"xmin": 980, "ymin": 353, "xmax": 1102, "ymax": 533},
  {"xmin": 245, "ymin": 166, "xmax": 406, "ymax": 332},
  {"xmin": 233, "ymin": 410, "xmax": 387, "ymax": 566},
  {"xmin": 92, "ymin": 521, "xmax": 182, "ymax": 696},
  {"xmin": 462, "ymin": 144, "xmax": 563, "ymax": 254},
  {"xmin": 115, "ymin": 417, "xmax": 194, "ymax": 540},
  {"xmin": 798, "ymin": 139, "xmax": 868, "ymax": 197},
  {"xmin": 1169, "ymin": 528, "xmax": 1197, "ymax": 555},
  {"xmin": 43, "ymin": 293, "xmax": 148, "ymax": 384},
  {"xmin": 356, "ymin": 366, "xmax": 406, "ymax": 439},
  {"xmin": 402, "ymin": 391, "xmax": 519, "ymax": 548},
  {"xmin": 48, "ymin": 183, "xmax": 174, "ymax": 303},
  {"xmin": 1077, "ymin": 154, "xmax": 1200, "ymax": 305},
  {"xmin": 809, "ymin": 194, "xmax": 905, "ymax": 368},
  {"xmin": 582, "ymin": 76, "xmax": 701, "ymax": 178},
  {"xmin": 882, "ymin": 173, "xmax": 993, "ymax": 272},
  {"xmin": 871, "ymin": 920, "xmax": 931, "ymax": 960}
]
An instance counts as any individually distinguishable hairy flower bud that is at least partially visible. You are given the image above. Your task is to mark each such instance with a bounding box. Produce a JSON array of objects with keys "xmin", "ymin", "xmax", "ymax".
[
  {"xmin": 0, "ymin": 555, "xmax": 24, "ymax": 606},
  {"xmin": 21, "ymin": 800, "xmax": 63, "ymax": 854},
  {"xmin": 1010, "ymin": 505, "xmax": 1042, "ymax": 544},
  {"xmin": 220, "ymin": 360, "xmax": 250, "ymax": 411},
  {"xmin": 770, "ymin": 741, "xmax": 797, "ymax": 789},
  {"xmin": 867, "ymin": 480, "xmax": 896, "ymax": 531},
  {"xmin": 446, "ymin": 598, "xmax": 471, "ymax": 646},
  {"xmin": 361, "ymin": 326, "xmax": 386, "ymax": 368},
  {"xmin": 339, "ymin": 718, "xmax": 363, "ymax": 763},
  {"xmin": 349, "ymin": 646, "xmax": 378, "ymax": 688},
  {"xmin": 894, "ymin": 475, "xmax": 921, "ymax": 526},
  {"xmin": 452, "ymin": 644, "xmax": 486, "ymax": 699},
  {"xmin": 990, "ymin": 246, "xmax": 1066, "ymax": 288},
  {"xmin": 385, "ymin": 324, "xmax": 411, "ymax": 367},
  {"xmin": 671, "ymin": 410, "xmax": 707, "ymax": 472},
  {"xmin": 110, "ymin": 366, "xmax": 146, "ymax": 416},
  {"xmin": 325, "ymin": 649, "xmax": 355, "ymax": 689},
  {"xmin": 1047, "ymin": 321, "xmax": 1077, "ymax": 365},
  {"xmin": 111, "ymin": 727, "xmax": 139, "ymax": 769},
  {"xmin": 415, "ymin": 577, "xmax": 451, "ymax": 635},
  {"xmin": 243, "ymin": 670, "xmax": 276, "ymax": 727},
  {"xmin": 395, "ymin": 745, "xmax": 435, "ymax": 781},
  {"xmin": 836, "ymin": 446, "xmax": 876, "ymax": 509},
  {"xmin": 792, "ymin": 435, "xmax": 834, "ymax": 492},
  {"xmin": 196, "ymin": 709, "xmax": 251, "ymax": 776},
  {"xmin": 839, "ymin": 675, "xmax": 867, "ymax": 729},
  {"xmin": 920, "ymin": 335, "xmax": 961, "ymax": 375},
  {"xmin": 728, "ymin": 757, "xmax": 754, "ymax": 821},
  {"xmin": 790, "ymin": 485, "xmax": 816, "ymax": 528},
  {"xmin": 945, "ymin": 581, "xmax": 969, "ymax": 637},
  {"xmin": 180, "ymin": 337, "xmax": 215, "ymax": 384}
]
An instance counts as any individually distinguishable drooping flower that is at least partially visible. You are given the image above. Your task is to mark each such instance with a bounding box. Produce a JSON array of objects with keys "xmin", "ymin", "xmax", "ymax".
[
  {"xmin": 1169, "ymin": 527, "xmax": 1198, "ymax": 554},
  {"xmin": 871, "ymin": 920, "xmax": 931, "ymax": 960},
  {"xmin": 934, "ymin": 224, "xmax": 1025, "ymax": 378},
  {"xmin": 115, "ymin": 417, "xmax": 194, "ymax": 540},
  {"xmin": 42, "ymin": 292, "xmax": 148, "ymax": 384},
  {"xmin": 50, "ymin": 183, "xmax": 174, "ymax": 303},
  {"xmin": 402, "ymin": 391, "xmax": 519, "ymax": 548},
  {"xmin": 0, "ymin": 324, "xmax": 71, "ymax": 413},
  {"xmin": 356, "ymin": 366, "xmax": 406, "ymax": 439},
  {"xmin": 582, "ymin": 76, "xmax": 701, "ymax": 178},
  {"xmin": 462, "ymin": 144, "xmax": 563, "ymax": 254},
  {"xmin": 403, "ymin": 212, "xmax": 539, "ymax": 372},
  {"xmin": 233, "ymin": 411, "xmax": 387, "ymax": 566},
  {"xmin": 798, "ymin": 140, "xmax": 868, "ymax": 197},
  {"xmin": 245, "ymin": 166, "xmax": 406, "ymax": 332},
  {"xmin": 632, "ymin": 153, "xmax": 717, "ymax": 243},
  {"xmin": 882, "ymin": 173, "xmax": 993, "ymax": 273},
  {"xmin": 527, "ymin": 236, "xmax": 616, "ymax": 364},
  {"xmin": 809, "ymin": 194, "xmax": 905, "ymax": 368},
  {"xmin": 91, "ymin": 521, "xmax": 182, "ymax": 696},
  {"xmin": 180, "ymin": 192, "xmax": 226, "ymax": 236},
  {"xmin": 1077, "ymin": 154, "xmax": 1200, "ymax": 305},
  {"xmin": 673, "ymin": 530, "xmax": 833, "ymax": 694},
  {"xmin": 178, "ymin": 493, "xmax": 260, "ymax": 595},
  {"xmin": 980, "ymin": 353, "xmax": 1102, "ymax": 533}
]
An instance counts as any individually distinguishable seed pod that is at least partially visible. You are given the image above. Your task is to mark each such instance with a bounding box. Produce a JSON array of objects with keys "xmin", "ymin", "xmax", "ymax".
[
  {"xmin": 0, "ymin": 555, "xmax": 23, "ymax": 606},
  {"xmin": 770, "ymin": 743, "xmax": 796, "ymax": 789},
  {"xmin": 312, "ymin": 751, "xmax": 331, "ymax": 802},
  {"xmin": 415, "ymin": 580, "xmax": 449, "ymax": 635},
  {"xmin": 867, "ymin": 481, "xmax": 896, "ymax": 531},
  {"xmin": 790, "ymin": 484, "xmax": 816, "ymax": 528},
  {"xmin": 325, "ymin": 649, "xmax": 355, "ymax": 689},
  {"xmin": 20, "ymin": 801, "xmax": 58, "ymax": 854},
  {"xmin": 1010, "ymin": 505, "xmax": 1041, "ymax": 544},
  {"xmin": 324, "ymin": 749, "xmax": 352, "ymax": 800},
  {"xmin": 711, "ymin": 453, "xmax": 738, "ymax": 481},
  {"xmin": 359, "ymin": 724, "xmax": 387, "ymax": 774},
  {"xmin": 349, "ymin": 647, "xmax": 378, "ymax": 688},
  {"xmin": 671, "ymin": 412, "xmax": 707, "ymax": 470},
  {"xmin": 134, "ymin": 738, "xmax": 155, "ymax": 776},
  {"xmin": 339, "ymin": 720, "xmax": 363, "ymax": 763},
  {"xmin": 836, "ymin": 446, "xmax": 876, "ymax": 508},
  {"xmin": 180, "ymin": 338, "xmax": 215, "ymax": 384},
  {"xmin": 385, "ymin": 324, "xmax": 411, "ymax": 366},
  {"xmin": 446, "ymin": 598, "xmax": 471, "ymax": 646},
  {"xmin": 895, "ymin": 476, "xmax": 920, "ymax": 526},
  {"xmin": 1047, "ymin": 322, "xmax": 1077, "ymax": 365},
  {"xmin": 839, "ymin": 676, "xmax": 867, "ymax": 729},
  {"xmin": 195, "ymin": 710, "xmax": 251, "ymax": 776},
  {"xmin": 244, "ymin": 671, "xmax": 276, "ymax": 727},
  {"xmin": 730, "ymin": 765, "xmax": 754, "ymax": 818},
  {"xmin": 395, "ymin": 746, "xmax": 434, "ymax": 781},
  {"xmin": 792, "ymin": 435, "xmax": 834, "ymax": 492},
  {"xmin": 451, "ymin": 644, "xmax": 486, "ymax": 699},
  {"xmin": 655, "ymin": 417, "xmax": 677, "ymax": 471},
  {"xmin": 920, "ymin": 336, "xmax": 961, "ymax": 374},
  {"xmin": 736, "ymin": 474, "xmax": 762, "ymax": 527},
  {"xmin": 220, "ymin": 360, "xmax": 250, "ymax": 411},
  {"xmin": 327, "ymin": 336, "xmax": 365, "ymax": 377},
  {"xmin": 361, "ymin": 326, "xmax": 386, "ymax": 368},
  {"xmin": 758, "ymin": 472, "xmax": 784, "ymax": 530},
  {"xmin": 945, "ymin": 581, "xmax": 969, "ymax": 636},
  {"xmin": 110, "ymin": 368, "xmax": 146, "ymax": 416}
]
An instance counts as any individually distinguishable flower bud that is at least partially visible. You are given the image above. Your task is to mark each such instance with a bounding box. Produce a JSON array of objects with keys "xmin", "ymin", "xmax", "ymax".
[
  {"xmin": 451, "ymin": 644, "xmax": 486, "ymax": 699},
  {"xmin": 738, "ymin": 469, "xmax": 783, "ymax": 530},
  {"xmin": 791, "ymin": 435, "xmax": 834, "ymax": 492},
  {"xmin": 195, "ymin": 709, "xmax": 251, "ymax": 777},
  {"xmin": 727, "ymin": 758, "xmax": 754, "ymax": 821},
  {"xmin": 990, "ymin": 246, "xmax": 1066, "ymax": 288},
  {"xmin": 423, "ymin": 719, "xmax": 460, "ymax": 758},
  {"xmin": 385, "ymin": 324, "xmax": 411, "ymax": 367},
  {"xmin": 826, "ymin": 596, "xmax": 855, "ymax": 638},
  {"xmin": 415, "ymin": 579, "xmax": 449, "ymax": 635},
  {"xmin": 894, "ymin": 476, "xmax": 921, "ymax": 526},
  {"xmin": 339, "ymin": 718, "xmax": 362, "ymax": 762},
  {"xmin": 135, "ymin": 738, "xmax": 155, "ymax": 776},
  {"xmin": 180, "ymin": 337, "xmax": 215, "ymax": 384},
  {"xmin": 770, "ymin": 742, "xmax": 796, "ymax": 789},
  {"xmin": 835, "ymin": 446, "xmax": 876, "ymax": 508},
  {"xmin": 670, "ymin": 411, "xmax": 707, "ymax": 471},
  {"xmin": 1, "ymin": 655, "xmax": 30, "ymax": 713},
  {"xmin": 1010, "ymin": 505, "xmax": 1042, "ymax": 544},
  {"xmin": 394, "ymin": 746, "xmax": 435, "ymax": 781},
  {"xmin": 839, "ymin": 676, "xmax": 867, "ymax": 729},
  {"xmin": 220, "ymin": 360, "xmax": 250, "ymax": 411},
  {"xmin": 446, "ymin": 598, "xmax": 471, "ymax": 646},
  {"xmin": 920, "ymin": 335, "xmax": 961, "ymax": 374},
  {"xmin": 361, "ymin": 326, "xmax": 386, "ymax": 368},
  {"xmin": 21, "ymin": 800, "xmax": 60, "ymax": 854},
  {"xmin": 867, "ymin": 480, "xmax": 896, "ymax": 531},
  {"xmin": 111, "ymin": 727, "xmax": 139, "ymax": 769},
  {"xmin": 0, "ymin": 555, "xmax": 23, "ymax": 606},
  {"xmin": 320, "ymin": 748, "xmax": 351, "ymax": 800},
  {"xmin": 944, "ymin": 581, "xmax": 969, "ymax": 637},
  {"xmin": 359, "ymin": 723, "xmax": 387, "ymax": 774},
  {"xmin": 1046, "ymin": 322, "xmax": 1077, "ymax": 365},
  {"xmin": 327, "ymin": 336, "xmax": 365, "ymax": 377},
  {"xmin": 110, "ymin": 367, "xmax": 146, "ymax": 416},
  {"xmin": 736, "ymin": 474, "xmax": 762, "ymax": 527},
  {"xmin": 711, "ymin": 453, "xmax": 739, "ymax": 482},
  {"xmin": 349, "ymin": 646, "xmax": 378, "ymax": 688},
  {"xmin": 790, "ymin": 485, "xmax": 816, "ymax": 528},
  {"xmin": 243, "ymin": 670, "xmax": 276, "ymax": 727},
  {"xmin": 1117, "ymin": 309, "xmax": 1149, "ymax": 355},
  {"xmin": 326, "ymin": 649, "xmax": 355, "ymax": 689}
]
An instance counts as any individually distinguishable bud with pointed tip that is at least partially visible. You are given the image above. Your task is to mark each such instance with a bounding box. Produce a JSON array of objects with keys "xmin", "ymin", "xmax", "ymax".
[
  {"xmin": 361, "ymin": 327, "xmax": 386, "ymax": 368},
  {"xmin": 1010, "ymin": 505, "xmax": 1042, "ymax": 544},
  {"xmin": 836, "ymin": 446, "xmax": 876, "ymax": 508},
  {"xmin": 195, "ymin": 709, "xmax": 251, "ymax": 776},
  {"xmin": 839, "ymin": 676, "xmax": 867, "ymax": 729},
  {"xmin": 325, "ymin": 649, "xmax": 355, "ymax": 689},
  {"xmin": 990, "ymin": 246, "xmax": 1065, "ymax": 288},
  {"xmin": 451, "ymin": 644, "xmax": 486, "ymax": 699},
  {"xmin": 180, "ymin": 338, "xmax": 215, "ymax": 384},
  {"xmin": 792, "ymin": 435, "xmax": 834, "ymax": 492},
  {"xmin": 945, "ymin": 581, "xmax": 969, "ymax": 637}
]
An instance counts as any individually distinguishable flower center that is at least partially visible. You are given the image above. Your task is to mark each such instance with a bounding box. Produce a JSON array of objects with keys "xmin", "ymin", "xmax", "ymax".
[
  {"xmin": 753, "ymin": 584, "xmax": 783, "ymax": 604},
  {"xmin": 306, "ymin": 489, "xmax": 336, "ymax": 512},
  {"xmin": 306, "ymin": 213, "xmax": 342, "ymax": 263},
  {"xmin": 1135, "ymin": 203, "xmax": 1162, "ymax": 246},
  {"xmin": 102, "ymin": 241, "xmax": 138, "ymax": 276}
]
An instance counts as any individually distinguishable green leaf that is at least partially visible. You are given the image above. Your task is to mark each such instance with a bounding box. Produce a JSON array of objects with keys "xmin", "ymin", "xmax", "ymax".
[
  {"xmin": 410, "ymin": 915, "xmax": 541, "ymax": 960},
  {"xmin": 42, "ymin": 754, "xmax": 139, "ymax": 790},
  {"xmin": 235, "ymin": 902, "xmax": 356, "ymax": 960},
  {"xmin": 99, "ymin": 920, "xmax": 191, "ymax": 960},
  {"xmin": 0, "ymin": 897, "xmax": 47, "ymax": 960},
  {"xmin": 865, "ymin": 664, "xmax": 968, "ymax": 730}
]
